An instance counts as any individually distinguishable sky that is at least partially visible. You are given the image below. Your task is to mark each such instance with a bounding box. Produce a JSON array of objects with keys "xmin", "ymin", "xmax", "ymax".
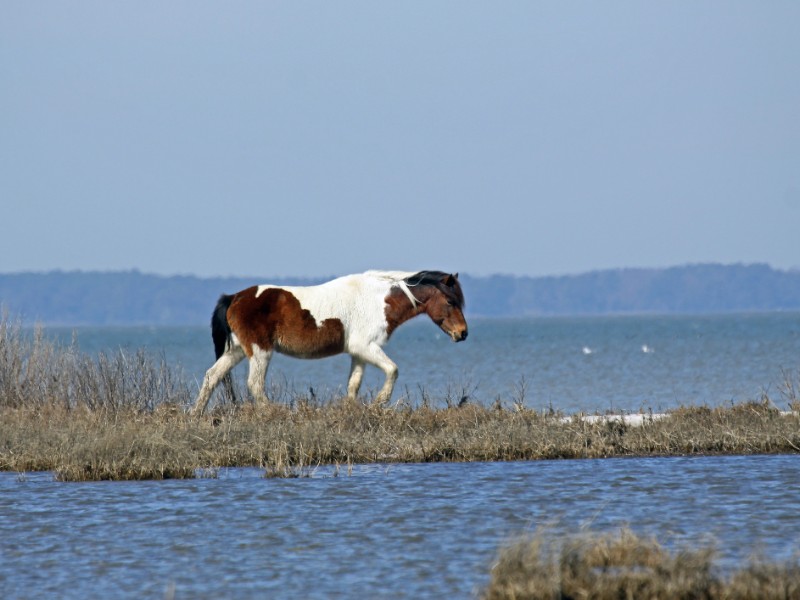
[{"xmin": 2, "ymin": 2, "xmax": 799, "ymax": 279}]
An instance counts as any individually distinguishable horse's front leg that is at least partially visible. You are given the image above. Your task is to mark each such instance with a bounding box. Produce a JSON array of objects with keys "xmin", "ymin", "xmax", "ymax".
[
  {"xmin": 247, "ymin": 345, "xmax": 273, "ymax": 406},
  {"xmin": 357, "ymin": 343, "xmax": 398, "ymax": 405},
  {"xmin": 346, "ymin": 356, "xmax": 366, "ymax": 401}
]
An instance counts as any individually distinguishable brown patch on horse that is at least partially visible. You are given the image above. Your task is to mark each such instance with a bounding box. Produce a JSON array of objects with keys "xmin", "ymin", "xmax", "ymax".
[
  {"xmin": 227, "ymin": 286, "xmax": 345, "ymax": 359},
  {"xmin": 384, "ymin": 286, "xmax": 425, "ymax": 337}
]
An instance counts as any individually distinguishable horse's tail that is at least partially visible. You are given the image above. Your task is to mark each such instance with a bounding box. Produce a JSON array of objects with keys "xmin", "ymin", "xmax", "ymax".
[
  {"xmin": 211, "ymin": 294, "xmax": 237, "ymax": 403},
  {"xmin": 211, "ymin": 294, "xmax": 234, "ymax": 359}
]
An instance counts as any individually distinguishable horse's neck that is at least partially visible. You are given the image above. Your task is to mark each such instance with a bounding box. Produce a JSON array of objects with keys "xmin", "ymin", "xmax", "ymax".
[{"xmin": 384, "ymin": 286, "xmax": 431, "ymax": 336}]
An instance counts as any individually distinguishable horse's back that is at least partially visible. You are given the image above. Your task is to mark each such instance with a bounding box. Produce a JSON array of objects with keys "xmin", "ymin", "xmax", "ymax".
[
  {"xmin": 256, "ymin": 275, "xmax": 358, "ymax": 319},
  {"xmin": 225, "ymin": 272, "xmax": 395, "ymax": 357}
]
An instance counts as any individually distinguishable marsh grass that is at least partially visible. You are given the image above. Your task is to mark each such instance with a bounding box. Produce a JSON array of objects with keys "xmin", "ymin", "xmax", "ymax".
[
  {"xmin": 4, "ymin": 395, "xmax": 800, "ymax": 482},
  {"xmin": 482, "ymin": 528, "xmax": 800, "ymax": 599},
  {"xmin": 0, "ymin": 316, "xmax": 191, "ymax": 411},
  {"xmin": 2, "ymin": 314, "xmax": 800, "ymax": 481}
]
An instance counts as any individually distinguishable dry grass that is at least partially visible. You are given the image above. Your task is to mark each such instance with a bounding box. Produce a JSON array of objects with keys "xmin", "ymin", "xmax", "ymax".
[
  {"xmin": 0, "ymin": 316, "xmax": 191, "ymax": 411},
  {"xmin": 482, "ymin": 528, "xmax": 800, "ymax": 599},
  {"xmin": 2, "ymin": 397, "xmax": 800, "ymax": 482},
  {"xmin": 2, "ymin": 314, "xmax": 800, "ymax": 481}
]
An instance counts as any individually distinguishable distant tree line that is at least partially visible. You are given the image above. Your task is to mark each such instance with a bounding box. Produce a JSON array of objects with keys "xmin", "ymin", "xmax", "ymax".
[
  {"xmin": 460, "ymin": 263, "xmax": 800, "ymax": 316},
  {"xmin": 1, "ymin": 264, "xmax": 799, "ymax": 325}
]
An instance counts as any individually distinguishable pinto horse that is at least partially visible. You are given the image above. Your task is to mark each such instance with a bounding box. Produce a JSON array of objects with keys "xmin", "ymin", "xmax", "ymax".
[{"xmin": 191, "ymin": 270, "xmax": 468, "ymax": 414}]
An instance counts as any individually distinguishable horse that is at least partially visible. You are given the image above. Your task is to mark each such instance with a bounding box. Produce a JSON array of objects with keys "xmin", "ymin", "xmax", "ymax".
[{"xmin": 191, "ymin": 270, "xmax": 468, "ymax": 415}]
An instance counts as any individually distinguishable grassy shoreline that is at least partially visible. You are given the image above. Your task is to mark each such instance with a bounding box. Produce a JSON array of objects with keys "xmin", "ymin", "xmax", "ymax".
[
  {"xmin": 2, "ymin": 315, "xmax": 800, "ymax": 480},
  {"xmin": 2, "ymin": 398, "xmax": 799, "ymax": 481}
]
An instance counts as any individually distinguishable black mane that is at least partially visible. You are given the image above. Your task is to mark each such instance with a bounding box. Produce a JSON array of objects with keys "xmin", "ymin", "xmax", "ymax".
[{"xmin": 405, "ymin": 271, "xmax": 465, "ymax": 308}]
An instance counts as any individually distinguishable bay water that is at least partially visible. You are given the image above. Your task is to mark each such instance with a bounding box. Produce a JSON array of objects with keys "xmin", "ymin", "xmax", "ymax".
[
  {"xmin": 3, "ymin": 456, "xmax": 800, "ymax": 599},
  {"xmin": 2, "ymin": 313, "xmax": 800, "ymax": 598},
  {"xmin": 42, "ymin": 313, "xmax": 800, "ymax": 413}
]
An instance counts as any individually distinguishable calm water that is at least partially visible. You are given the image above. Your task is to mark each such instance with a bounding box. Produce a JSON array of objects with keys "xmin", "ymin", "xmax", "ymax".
[
  {"xmin": 4, "ymin": 314, "xmax": 800, "ymax": 598},
  {"xmin": 2, "ymin": 456, "xmax": 800, "ymax": 599},
  {"xmin": 45, "ymin": 313, "xmax": 800, "ymax": 413}
]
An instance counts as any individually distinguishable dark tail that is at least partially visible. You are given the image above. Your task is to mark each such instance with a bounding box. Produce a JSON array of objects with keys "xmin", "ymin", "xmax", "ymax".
[
  {"xmin": 211, "ymin": 294, "xmax": 234, "ymax": 359},
  {"xmin": 211, "ymin": 294, "xmax": 237, "ymax": 403}
]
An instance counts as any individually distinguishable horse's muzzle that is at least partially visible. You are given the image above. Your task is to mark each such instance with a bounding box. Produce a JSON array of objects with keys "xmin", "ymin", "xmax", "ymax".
[{"xmin": 451, "ymin": 329, "xmax": 468, "ymax": 342}]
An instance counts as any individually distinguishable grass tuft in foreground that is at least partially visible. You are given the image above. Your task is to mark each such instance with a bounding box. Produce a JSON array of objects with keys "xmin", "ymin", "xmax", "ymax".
[{"xmin": 482, "ymin": 528, "xmax": 800, "ymax": 599}]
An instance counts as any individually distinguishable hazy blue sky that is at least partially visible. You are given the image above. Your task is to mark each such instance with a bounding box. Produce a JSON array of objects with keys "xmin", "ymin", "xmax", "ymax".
[{"xmin": 2, "ymin": 2, "xmax": 798, "ymax": 278}]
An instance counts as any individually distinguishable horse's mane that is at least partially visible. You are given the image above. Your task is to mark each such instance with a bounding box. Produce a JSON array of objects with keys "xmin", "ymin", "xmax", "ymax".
[
  {"xmin": 406, "ymin": 271, "xmax": 465, "ymax": 309},
  {"xmin": 363, "ymin": 270, "xmax": 419, "ymax": 306},
  {"xmin": 363, "ymin": 270, "xmax": 464, "ymax": 309}
]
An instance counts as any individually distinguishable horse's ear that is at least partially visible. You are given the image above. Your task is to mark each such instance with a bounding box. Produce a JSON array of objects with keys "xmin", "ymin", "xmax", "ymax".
[
  {"xmin": 454, "ymin": 272, "xmax": 459, "ymax": 280},
  {"xmin": 443, "ymin": 273, "xmax": 456, "ymax": 287}
]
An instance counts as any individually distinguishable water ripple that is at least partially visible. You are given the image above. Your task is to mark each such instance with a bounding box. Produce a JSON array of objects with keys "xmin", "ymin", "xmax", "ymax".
[{"xmin": 3, "ymin": 456, "xmax": 800, "ymax": 598}]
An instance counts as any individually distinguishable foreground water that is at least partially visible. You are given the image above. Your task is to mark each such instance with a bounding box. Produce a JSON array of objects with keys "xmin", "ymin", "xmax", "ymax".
[
  {"xmin": 44, "ymin": 313, "xmax": 800, "ymax": 413},
  {"xmin": 2, "ymin": 455, "xmax": 800, "ymax": 599}
]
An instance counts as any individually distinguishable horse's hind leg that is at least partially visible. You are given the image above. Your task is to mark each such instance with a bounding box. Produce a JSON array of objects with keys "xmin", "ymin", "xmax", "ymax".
[
  {"xmin": 247, "ymin": 345, "xmax": 273, "ymax": 407},
  {"xmin": 192, "ymin": 346, "xmax": 245, "ymax": 415},
  {"xmin": 222, "ymin": 373, "xmax": 237, "ymax": 405}
]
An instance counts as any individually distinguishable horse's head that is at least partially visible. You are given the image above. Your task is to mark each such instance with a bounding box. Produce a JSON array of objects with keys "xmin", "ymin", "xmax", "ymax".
[{"xmin": 422, "ymin": 272, "xmax": 468, "ymax": 342}]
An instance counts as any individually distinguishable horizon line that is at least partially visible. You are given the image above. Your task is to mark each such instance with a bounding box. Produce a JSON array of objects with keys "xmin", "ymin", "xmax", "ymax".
[{"xmin": 0, "ymin": 261, "xmax": 798, "ymax": 281}]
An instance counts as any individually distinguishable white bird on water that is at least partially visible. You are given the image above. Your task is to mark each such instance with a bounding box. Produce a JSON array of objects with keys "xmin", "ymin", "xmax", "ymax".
[
  {"xmin": 641, "ymin": 344, "xmax": 654, "ymax": 354},
  {"xmin": 582, "ymin": 346, "xmax": 593, "ymax": 355}
]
